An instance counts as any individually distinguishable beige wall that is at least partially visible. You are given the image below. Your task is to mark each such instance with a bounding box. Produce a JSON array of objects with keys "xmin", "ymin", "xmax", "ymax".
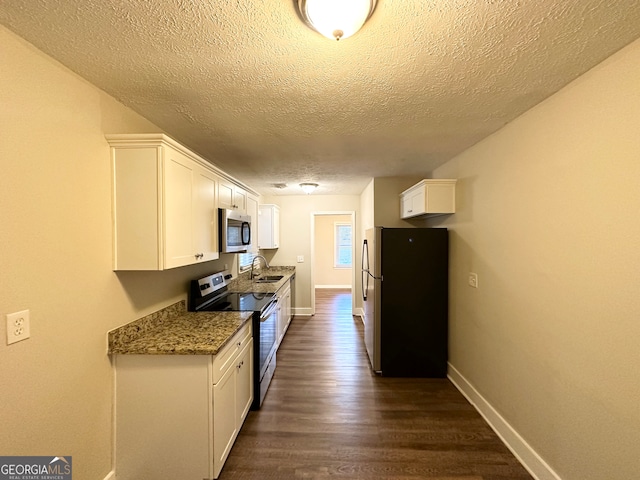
[
  {"xmin": 429, "ymin": 38, "xmax": 640, "ymax": 479},
  {"xmin": 0, "ymin": 27, "xmax": 236, "ymax": 478},
  {"xmin": 314, "ymin": 214, "xmax": 352, "ymax": 288},
  {"xmin": 4, "ymin": 18, "xmax": 639, "ymax": 480},
  {"xmin": 261, "ymin": 196, "xmax": 361, "ymax": 314},
  {"xmin": 360, "ymin": 176, "xmax": 423, "ymax": 232}
]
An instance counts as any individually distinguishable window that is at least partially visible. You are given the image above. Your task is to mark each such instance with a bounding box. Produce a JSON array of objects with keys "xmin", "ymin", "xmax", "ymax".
[
  {"xmin": 334, "ymin": 223, "xmax": 352, "ymax": 268},
  {"xmin": 238, "ymin": 252, "xmax": 255, "ymax": 273}
]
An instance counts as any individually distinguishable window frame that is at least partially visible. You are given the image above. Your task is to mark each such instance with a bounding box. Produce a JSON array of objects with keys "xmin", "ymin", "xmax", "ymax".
[{"xmin": 334, "ymin": 222, "xmax": 353, "ymax": 269}]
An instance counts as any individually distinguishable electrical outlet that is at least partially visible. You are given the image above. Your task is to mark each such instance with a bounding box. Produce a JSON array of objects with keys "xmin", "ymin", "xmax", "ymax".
[
  {"xmin": 297, "ymin": 255, "xmax": 304, "ymax": 263},
  {"xmin": 6, "ymin": 310, "xmax": 30, "ymax": 345},
  {"xmin": 468, "ymin": 273, "xmax": 478, "ymax": 288}
]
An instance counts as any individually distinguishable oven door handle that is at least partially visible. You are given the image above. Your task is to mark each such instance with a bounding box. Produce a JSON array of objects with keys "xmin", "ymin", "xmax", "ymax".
[{"xmin": 260, "ymin": 300, "xmax": 278, "ymax": 320}]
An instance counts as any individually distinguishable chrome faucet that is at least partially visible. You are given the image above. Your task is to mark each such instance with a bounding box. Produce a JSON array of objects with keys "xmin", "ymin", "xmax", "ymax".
[{"xmin": 250, "ymin": 255, "xmax": 270, "ymax": 280}]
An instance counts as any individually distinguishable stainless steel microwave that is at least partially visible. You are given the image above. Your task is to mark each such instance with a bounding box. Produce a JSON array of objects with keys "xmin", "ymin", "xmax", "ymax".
[{"xmin": 219, "ymin": 208, "xmax": 251, "ymax": 253}]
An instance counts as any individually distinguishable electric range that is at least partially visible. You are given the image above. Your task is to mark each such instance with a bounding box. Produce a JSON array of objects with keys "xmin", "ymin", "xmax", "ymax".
[{"xmin": 188, "ymin": 271, "xmax": 277, "ymax": 409}]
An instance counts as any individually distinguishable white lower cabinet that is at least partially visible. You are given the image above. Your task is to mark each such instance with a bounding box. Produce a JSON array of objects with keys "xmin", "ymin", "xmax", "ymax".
[
  {"xmin": 213, "ymin": 340, "xmax": 252, "ymax": 475},
  {"xmin": 115, "ymin": 324, "xmax": 253, "ymax": 480},
  {"xmin": 276, "ymin": 281, "xmax": 292, "ymax": 347}
]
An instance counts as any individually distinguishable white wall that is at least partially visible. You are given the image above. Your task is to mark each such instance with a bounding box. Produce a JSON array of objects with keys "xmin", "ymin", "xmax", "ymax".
[
  {"xmin": 0, "ymin": 27, "xmax": 235, "ymax": 479},
  {"xmin": 429, "ymin": 38, "xmax": 640, "ymax": 480},
  {"xmin": 314, "ymin": 214, "xmax": 353, "ymax": 288}
]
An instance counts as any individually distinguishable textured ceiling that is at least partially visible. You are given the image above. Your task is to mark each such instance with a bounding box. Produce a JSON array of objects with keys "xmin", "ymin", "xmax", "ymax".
[{"xmin": 2, "ymin": 0, "xmax": 640, "ymax": 195}]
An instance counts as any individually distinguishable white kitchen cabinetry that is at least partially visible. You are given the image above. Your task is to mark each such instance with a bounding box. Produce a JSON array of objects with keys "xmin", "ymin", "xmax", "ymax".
[
  {"xmin": 245, "ymin": 194, "xmax": 259, "ymax": 253},
  {"xmin": 258, "ymin": 204, "xmax": 280, "ymax": 249},
  {"xmin": 212, "ymin": 336, "xmax": 253, "ymax": 474},
  {"xmin": 400, "ymin": 179, "xmax": 457, "ymax": 219},
  {"xmin": 108, "ymin": 134, "xmax": 219, "ymax": 270},
  {"xmin": 218, "ymin": 178, "xmax": 247, "ymax": 213},
  {"xmin": 276, "ymin": 281, "xmax": 292, "ymax": 347},
  {"xmin": 115, "ymin": 323, "xmax": 253, "ymax": 480}
]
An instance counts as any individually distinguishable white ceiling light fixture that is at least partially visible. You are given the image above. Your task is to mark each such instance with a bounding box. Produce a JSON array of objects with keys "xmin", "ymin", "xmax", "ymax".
[
  {"xmin": 300, "ymin": 183, "xmax": 319, "ymax": 194},
  {"xmin": 297, "ymin": 0, "xmax": 377, "ymax": 41}
]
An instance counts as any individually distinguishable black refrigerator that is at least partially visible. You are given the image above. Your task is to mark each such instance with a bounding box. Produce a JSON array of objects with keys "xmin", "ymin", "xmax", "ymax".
[{"xmin": 362, "ymin": 227, "xmax": 448, "ymax": 377}]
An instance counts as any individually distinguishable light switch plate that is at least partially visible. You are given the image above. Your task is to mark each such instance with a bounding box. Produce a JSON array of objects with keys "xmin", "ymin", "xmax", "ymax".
[
  {"xmin": 6, "ymin": 310, "xmax": 30, "ymax": 344},
  {"xmin": 297, "ymin": 255, "xmax": 304, "ymax": 263},
  {"xmin": 468, "ymin": 273, "xmax": 478, "ymax": 288}
]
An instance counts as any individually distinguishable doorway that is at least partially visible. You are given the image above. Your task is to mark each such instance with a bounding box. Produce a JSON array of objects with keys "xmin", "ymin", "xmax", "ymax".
[{"xmin": 310, "ymin": 211, "xmax": 356, "ymax": 316}]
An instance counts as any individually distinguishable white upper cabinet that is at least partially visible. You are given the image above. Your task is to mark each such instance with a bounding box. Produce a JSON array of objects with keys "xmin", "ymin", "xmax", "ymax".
[
  {"xmin": 400, "ymin": 179, "xmax": 457, "ymax": 219},
  {"xmin": 192, "ymin": 166, "xmax": 219, "ymax": 264},
  {"xmin": 108, "ymin": 134, "xmax": 220, "ymax": 270},
  {"xmin": 218, "ymin": 179, "xmax": 247, "ymax": 213},
  {"xmin": 245, "ymin": 194, "xmax": 259, "ymax": 253},
  {"xmin": 257, "ymin": 204, "xmax": 280, "ymax": 249}
]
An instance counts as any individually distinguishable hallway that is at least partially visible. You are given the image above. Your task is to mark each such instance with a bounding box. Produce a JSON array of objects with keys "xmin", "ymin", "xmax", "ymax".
[{"xmin": 220, "ymin": 289, "xmax": 532, "ymax": 479}]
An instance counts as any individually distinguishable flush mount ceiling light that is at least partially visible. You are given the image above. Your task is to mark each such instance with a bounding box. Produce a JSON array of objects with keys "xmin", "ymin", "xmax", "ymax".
[
  {"xmin": 297, "ymin": 0, "xmax": 377, "ymax": 41},
  {"xmin": 299, "ymin": 183, "xmax": 319, "ymax": 194}
]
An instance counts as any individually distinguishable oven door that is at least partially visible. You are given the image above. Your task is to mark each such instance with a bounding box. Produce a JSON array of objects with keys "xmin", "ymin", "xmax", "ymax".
[{"xmin": 258, "ymin": 300, "xmax": 278, "ymax": 380}]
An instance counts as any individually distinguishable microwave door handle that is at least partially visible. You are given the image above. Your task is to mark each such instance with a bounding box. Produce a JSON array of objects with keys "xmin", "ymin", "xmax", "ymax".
[{"xmin": 241, "ymin": 222, "xmax": 251, "ymax": 245}]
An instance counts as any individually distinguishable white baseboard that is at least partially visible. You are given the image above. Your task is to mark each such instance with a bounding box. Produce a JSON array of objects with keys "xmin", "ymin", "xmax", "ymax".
[
  {"xmin": 314, "ymin": 285, "xmax": 352, "ymax": 289},
  {"xmin": 354, "ymin": 308, "xmax": 364, "ymax": 321},
  {"xmin": 447, "ymin": 363, "xmax": 562, "ymax": 480},
  {"xmin": 292, "ymin": 307, "xmax": 313, "ymax": 316},
  {"xmin": 103, "ymin": 471, "xmax": 116, "ymax": 480}
]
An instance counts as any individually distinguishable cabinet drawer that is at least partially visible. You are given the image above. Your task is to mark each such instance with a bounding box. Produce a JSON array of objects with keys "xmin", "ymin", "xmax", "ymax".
[{"xmin": 212, "ymin": 322, "xmax": 252, "ymax": 384}]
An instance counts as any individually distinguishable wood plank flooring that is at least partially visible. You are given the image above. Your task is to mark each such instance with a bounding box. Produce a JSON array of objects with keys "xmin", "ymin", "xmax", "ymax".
[{"xmin": 220, "ymin": 289, "xmax": 533, "ymax": 480}]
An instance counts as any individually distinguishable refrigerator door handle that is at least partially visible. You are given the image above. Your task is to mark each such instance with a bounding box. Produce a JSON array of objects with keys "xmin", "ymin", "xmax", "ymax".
[
  {"xmin": 362, "ymin": 240, "xmax": 369, "ymax": 301},
  {"xmin": 362, "ymin": 240, "xmax": 369, "ymax": 271},
  {"xmin": 362, "ymin": 269, "xmax": 368, "ymax": 301}
]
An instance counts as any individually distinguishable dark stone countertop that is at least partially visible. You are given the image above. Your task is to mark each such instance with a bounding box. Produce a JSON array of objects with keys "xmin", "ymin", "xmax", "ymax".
[
  {"xmin": 108, "ymin": 300, "xmax": 252, "ymax": 355},
  {"xmin": 107, "ymin": 266, "xmax": 295, "ymax": 355}
]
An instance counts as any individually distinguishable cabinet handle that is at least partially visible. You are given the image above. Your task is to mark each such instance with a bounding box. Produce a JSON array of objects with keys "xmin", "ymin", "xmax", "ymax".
[{"xmin": 195, "ymin": 253, "xmax": 204, "ymax": 259}]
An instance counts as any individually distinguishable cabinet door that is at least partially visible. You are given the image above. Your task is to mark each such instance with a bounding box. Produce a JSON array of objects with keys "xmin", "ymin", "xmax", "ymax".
[
  {"xmin": 284, "ymin": 288, "xmax": 292, "ymax": 327},
  {"xmin": 272, "ymin": 206, "xmax": 280, "ymax": 248},
  {"xmin": 218, "ymin": 179, "xmax": 234, "ymax": 210},
  {"xmin": 234, "ymin": 187, "xmax": 247, "ymax": 213},
  {"xmin": 164, "ymin": 148, "xmax": 197, "ymax": 269},
  {"xmin": 277, "ymin": 300, "xmax": 285, "ymax": 346},
  {"xmin": 218, "ymin": 179, "xmax": 247, "ymax": 212},
  {"xmin": 193, "ymin": 166, "xmax": 219, "ymax": 262},
  {"xmin": 236, "ymin": 340, "xmax": 253, "ymax": 426},
  {"xmin": 213, "ymin": 363, "xmax": 237, "ymax": 479},
  {"xmin": 401, "ymin": 188, "xmax": 425, "ymax": 218},
  {"xmin": 401, "ymin": 193, "xmax": 412, "ymax": 218},
  {"xmin": 246, "ymin": 195, "xmax": 259, "ymax": 253},
  {"xmin": 258, "ymin": 205, "xmax": 280, "ymax": 249}
]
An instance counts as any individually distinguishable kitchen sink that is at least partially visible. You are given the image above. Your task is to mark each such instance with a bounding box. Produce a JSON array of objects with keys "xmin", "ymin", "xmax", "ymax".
[{"xmin": 254, "ymin": 275, "xmax": 284, "ymax": 283}]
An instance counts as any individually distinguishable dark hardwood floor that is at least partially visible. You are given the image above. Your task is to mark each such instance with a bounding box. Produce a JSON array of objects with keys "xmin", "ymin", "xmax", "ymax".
[{"xmin": 221, "ymin": 289, "xmax": 533, "ymax": 479}]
